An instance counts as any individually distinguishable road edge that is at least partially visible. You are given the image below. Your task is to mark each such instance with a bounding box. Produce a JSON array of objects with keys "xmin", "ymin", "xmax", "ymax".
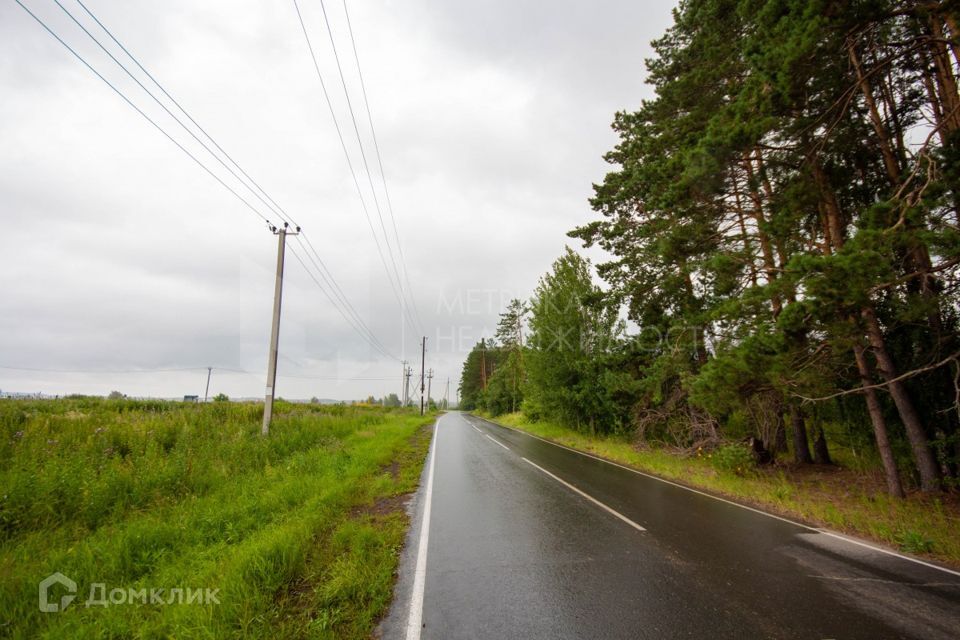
[
  {"xmin": 374, "ymin": 414, "xmax": 441, "ymax": 640},
  {"xmin": 469, "ymin": 413, "xmax": 960, "ymax": 577}
]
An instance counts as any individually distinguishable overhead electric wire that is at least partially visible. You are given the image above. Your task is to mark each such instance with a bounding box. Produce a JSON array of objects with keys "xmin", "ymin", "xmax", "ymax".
[
  {"xmin": 12, "ymin": 0, "xmax": 271, "ymax": 225},
  {"xmin": 73, "ymin": 0, "xmax": 296, "ymax": 229},
  {"xmin": 290, "ymin": 235, "xmax": 398, "ymax": 360},
  {"xmin": 52, "ymin": 0, "xmax": 293, "ymax": 228},
  {"xmin": 290, "ymin": 0, "xmax": 421, "ymax": 336},
  {"xmin": 339, "ymin": 0, "xmax": 424, "ymax": 333},
  {"xmin": 287, "ymin": 242, "xmax": 399, "ymax": 361},
  {"xmin": 314, "ymin": 0, "xmax": 417, "ymax": 334},
  {"xmin": 66, "ymin": 0, "xmax": 397, "ymax": 364},
  {"xmin": 21, "ymin": 0, "xmax": 403, "ymax": 367},
  {"xmin": 292, "ymin": 235, "xmax": 392, "ymax": 352}
]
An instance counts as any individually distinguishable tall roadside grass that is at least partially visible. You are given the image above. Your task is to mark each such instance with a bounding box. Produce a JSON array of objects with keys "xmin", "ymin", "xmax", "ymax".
[
  {"xmin": 483, "ymin": 412, "xmax": 960, "ymax": 568},
  {"xmin": 0, "ymin": 398, "xmax": 434, "ymax": 639}
]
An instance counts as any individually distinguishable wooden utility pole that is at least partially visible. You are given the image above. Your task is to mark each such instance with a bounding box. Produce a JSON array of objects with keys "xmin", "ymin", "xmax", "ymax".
[
  {"xmin": 404, "ymin": 366, "xmax": 412, "ymax": 407},
  {"xmin": 400, "ymin": 360, "xmax": 408, "ymax": 406},
  {"xmin": 262, "ymin": 222, "xmax": 299, "ymax": 436},
  {"xmin": 419, "ymin": 336, "xmax": 427, "ymax": 416}
]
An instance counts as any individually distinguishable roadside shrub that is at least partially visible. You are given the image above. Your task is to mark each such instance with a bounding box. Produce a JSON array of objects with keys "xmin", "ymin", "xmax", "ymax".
[
  {"xmin": 710, "ymin": 443, "xmax": 755, "ymax": 476},
  {"xmin": 896, "ymin": 529, "xmax": 934, "ymax": 554}
]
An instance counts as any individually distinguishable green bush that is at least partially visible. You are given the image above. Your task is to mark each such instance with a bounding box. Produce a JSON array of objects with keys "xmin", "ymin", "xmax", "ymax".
[
  {"xmin": 896, "ymin": 529, "xmax": 934, "ymax": 554},
  {"xmin": 710, "ymin": 443, "xmax": 755, "ymax": 476}
]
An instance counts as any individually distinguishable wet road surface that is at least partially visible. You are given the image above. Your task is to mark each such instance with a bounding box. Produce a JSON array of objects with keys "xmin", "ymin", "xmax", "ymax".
[{"xmin": 379, "ymin": 412, "xmax": 960, "ymax": 639}]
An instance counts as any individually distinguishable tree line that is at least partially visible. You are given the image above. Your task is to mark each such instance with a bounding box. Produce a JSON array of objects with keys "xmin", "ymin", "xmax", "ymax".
[{"xmin": 461, "ymin": 0, "xmax": 960, "ymax": 496}]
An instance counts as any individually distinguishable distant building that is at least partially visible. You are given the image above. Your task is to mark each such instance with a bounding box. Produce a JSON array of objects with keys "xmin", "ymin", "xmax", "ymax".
[{"xmin": 183, "ymin": 395, "xmax": 199, "ymax": 403}]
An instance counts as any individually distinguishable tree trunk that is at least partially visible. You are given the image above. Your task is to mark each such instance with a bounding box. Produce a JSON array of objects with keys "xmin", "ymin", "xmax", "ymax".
[
  {"xmin": 944, "ymin": 12, "xmax": 960, "ymax": 71},
  {"xmin": 853, "ymin": 344, "xmax": 905, "ymax": 498},
  {"xmin": 741, "ymin": 157, "xmax": 783, "ymax": 317},
  {"xmin": 774, "ymin": 407, "xmax": 788, "ymax": 454},
  {"xmin": 928, "ymin": 16, "xmax": 960, "ymax": 135},
  {"xmin": 848, "ymin": 43, "xmax": 902, "ymax": 185},
  {"xmin": 920, "ymin": 47, "xmax": 947, "ymax": 142},
  {"xmin": 878, "ymin": 70, "xmax": 908, "ymax": 168},
  {"xmin": 813, "ymin": 425, "xmax": 832, "ymax": 465},
  {"xmin": 811, "ymin": 158, "xmax": 936, "ymax": 491},
  {"xmin": 754, "ymin": 149, "xmax": 791, "ymax": 276},
  {"xmin": 810, "ymin": 160, "xmax": 847, "ymax": 251},
  {"xmin": 731, "ymin": 176, "xmax": 759, "ymax": 287},
  {"xmin": 791, "ymin": 405, "xmax": 813, "ymax": 464},
  {"xmin": 862, "ymin": 307, "xmax": 942, "ymax": 491}
]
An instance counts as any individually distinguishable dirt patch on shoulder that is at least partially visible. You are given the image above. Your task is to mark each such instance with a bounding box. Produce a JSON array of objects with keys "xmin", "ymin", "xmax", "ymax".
[
  {"xmin": 384, "ymin": 460, "xmax": 401, "ymax": 481},
  {"xmin": 351, "ymin": 421, "xmax": 435, "ymax": 520},
  {"xmin": 349, "ymin": 493, "xmax": 412, "ymax": 520}
]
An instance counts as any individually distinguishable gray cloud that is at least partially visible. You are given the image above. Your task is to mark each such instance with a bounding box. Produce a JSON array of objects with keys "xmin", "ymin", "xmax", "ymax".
[{"xmin": 0, "ymin": 0, "xmax": 673, "ymax": 400}]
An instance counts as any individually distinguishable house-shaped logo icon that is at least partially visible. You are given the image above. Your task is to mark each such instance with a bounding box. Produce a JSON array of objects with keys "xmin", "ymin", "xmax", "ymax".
[{"xmin": 39, "ymin": 572, "xmax": 77, "ymax": 613}]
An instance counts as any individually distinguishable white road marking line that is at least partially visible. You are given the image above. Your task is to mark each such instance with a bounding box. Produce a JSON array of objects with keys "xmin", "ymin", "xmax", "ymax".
[
  {"xmin": 480, "ymin": 417, "xmax": 960, "ymax": 579},
  {"xmin": 486, "ymin": 418, "xmax": 827, "ymax": 532},
  {"xmin": 815, "ymin": 531, "xmax": 960, "ymax": 579},
  {"xmin": 471, "ymin": 424, "xmax": 482, "ymax": 433},
  {"xmin": 485, "ymin": 433, "xmax": 510, "ymax": 450},
  {"xmin": 522, "ymin": 457, "xmax": 646, "ymax": 532},
  {"xmin": 405, "ymin": 420, "xmax": 440, "ymax": 640}
]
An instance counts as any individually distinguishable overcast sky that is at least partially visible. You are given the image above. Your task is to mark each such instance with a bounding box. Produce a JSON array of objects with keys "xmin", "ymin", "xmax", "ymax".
[{"xmin": 0, "ymin": 0, "xmax": 675, "ymax": 401}]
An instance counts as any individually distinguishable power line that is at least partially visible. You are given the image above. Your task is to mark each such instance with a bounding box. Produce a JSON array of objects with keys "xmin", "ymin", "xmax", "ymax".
[
  {"xmin": 287, "ymin": 241, "xmax": 399, "ymax": 361},
  {"xmin": 13, "ymin": 0, "xmax": 271, "ymax": 225},
  {"xmin": 315, "ymin": 0, "xmax": 415, "ymax": 333},
  {"xmin": 53, "ymin": 0, "xmax": 293, "ymax": 228},
  {"xmin": 288, "ymin": 239, "xmax": 397, "ymax": 359},
  {"xmin": 66, "ymin": 0, "xmax": 404, "ymax": 357},
  {"xmin": 292, "ymin": 235, "xmax": 395, "ymax": 356},
  {"xmin": 72, "ymin": 0, "xmax": 296, "ymax": 229},
  {"xmin": 290, "ymin": 0, "xmax": 421, "ymax": 336},
  {"xmin": 339, "ymin": 0, "xmax": 424, "ymax": 334},
  {"xmin": 295, "ymin": 233, "xmax": 395, "ymax": 353},
  {"xmin": 20, "ymin": 0, "xmax": 402, "ymax": 368}
]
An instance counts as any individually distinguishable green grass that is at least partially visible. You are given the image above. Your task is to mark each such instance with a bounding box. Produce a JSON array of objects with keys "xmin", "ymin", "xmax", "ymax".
[
  {"xmin": 482, "ymin": 412, "xmax": 960, "ymax": 568},
  {"xmin": 0, "ymin": 398, "xmax": 434, "ymax": 639}
]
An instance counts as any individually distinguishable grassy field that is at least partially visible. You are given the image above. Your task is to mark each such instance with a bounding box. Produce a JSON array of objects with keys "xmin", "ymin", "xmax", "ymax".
[
  {"xmin": 0, "ymin": 398, "xmax": 434, "ymax": 639},
  {"xmin": 481, "ymin": 412, "xmax": 960, "ymax": 568}
]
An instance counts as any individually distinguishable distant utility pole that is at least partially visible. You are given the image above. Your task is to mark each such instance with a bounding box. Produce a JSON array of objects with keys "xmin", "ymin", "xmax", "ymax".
[
  {"xmin": 262, "ymin": 222, "xmax": 299, "ymax": 436},
  {"xmin": 204, "ymin": 367, "xmax": 212, "ymax": 403},
  {"xmin": 404, "ymin": 366, "xmax": 412, "ymax": 407},
  {"xmin": 426, "ymin": 369, "xmax": 434, "ymax": 409},
  {"xmin": 400, "ymin": 360, "xmax": 408, "ymax": 406},
  {"xmin": 444, "ymin": 377, "xmax": 450, "ymax": 409},
  {"xmin": 419, "ymin": 336, "xmax": 427, "ymax": 416}
]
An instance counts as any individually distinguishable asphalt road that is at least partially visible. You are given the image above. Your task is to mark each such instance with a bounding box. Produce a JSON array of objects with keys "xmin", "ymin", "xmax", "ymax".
[{"xmin": 379, "ymin": 412, "xmax": 960, "ymax": 639}]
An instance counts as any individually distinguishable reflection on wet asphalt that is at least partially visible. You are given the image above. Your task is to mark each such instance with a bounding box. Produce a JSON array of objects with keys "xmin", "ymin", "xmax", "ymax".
[{"xmin": 379, "ymin": 412, "xmax": 960, "ymax": 640}]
